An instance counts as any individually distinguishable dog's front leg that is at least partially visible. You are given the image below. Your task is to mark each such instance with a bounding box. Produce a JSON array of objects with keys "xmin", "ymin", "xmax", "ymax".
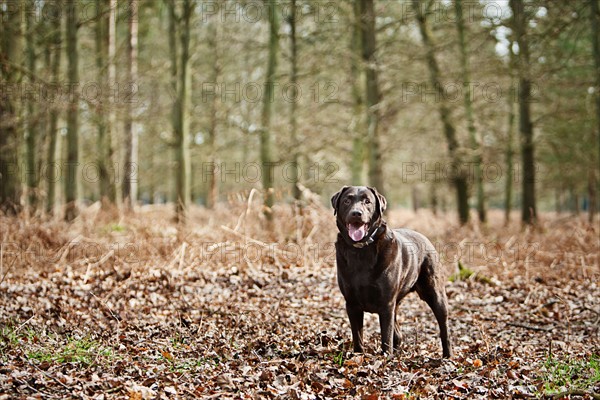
[
  {"xmin": 346, "ymin": 304, "xmax": 364, "ymax": 353},
  {"xmin": 379, "ymin": 305, "xmax": 396, "ymax": 355}
]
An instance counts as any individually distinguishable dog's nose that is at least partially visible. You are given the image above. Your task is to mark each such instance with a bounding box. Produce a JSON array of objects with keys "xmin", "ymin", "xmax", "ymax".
[{"xmin": 351, "ymin": 210, "xmax": 363, "ymax": 218}]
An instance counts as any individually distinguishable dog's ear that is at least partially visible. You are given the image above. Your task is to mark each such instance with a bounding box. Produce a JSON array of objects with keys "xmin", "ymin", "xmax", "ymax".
[
  {"xmin": 331, "ymin": 186, "xmax": 350, "ymax": 216},
  {"xmin": 368, "ymin": 187, "xmax": 387, "ymax": 216}
]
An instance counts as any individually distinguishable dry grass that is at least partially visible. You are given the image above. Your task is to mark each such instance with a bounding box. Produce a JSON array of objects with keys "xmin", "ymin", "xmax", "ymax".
[
  {"xmin": 4, "ymin": 199, "xmax": 597, "ymax": 282},
  {"xmin": 2, "ymin": 201, "xmax": 598, "ymax": 338}
]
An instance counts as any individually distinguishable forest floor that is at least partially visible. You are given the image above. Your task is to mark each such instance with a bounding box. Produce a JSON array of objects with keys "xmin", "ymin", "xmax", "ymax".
[{"xmin": 0, "ymin": 200, "xmax": 599, "ymax": 399}]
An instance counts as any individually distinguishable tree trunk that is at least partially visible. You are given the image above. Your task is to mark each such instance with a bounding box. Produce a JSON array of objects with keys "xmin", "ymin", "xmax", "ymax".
[
  {"xmin": 589, "ymin": 0, "xmax": 600, "ymax": 223},
  {"xmin": 95, "ymin": 0, "xmax": 116, "ymax": 208},
  {"xmin": 174, "ymin": 0, "xmax": 192, "ymax": 223},
  {"xmin": 105, "ymin": 0, "xmax": 117, "ymax": 206},
  {"xmin": 412, "ymin": 0, "xmax": 469, "ymax": 225},
  {"xmin": 288, "ymin": 0, "xmax": 301, "ymax": 201},
  {"xmin": 25, "ymin": 0, "xmax": 38, "ymax": 213},
  {"xmin": 0, "ymin": 1, "xmax": 22, "ymax": 215},
  {"xmin": 360, "ymin": 0, "xmax": 384, "ymax": 193},
  {"xmin": 412, "ymin": 185, "xmax": 421, "ymax": 212},
  {"xmin": 351, "ymin": 0, "xmax": 365, "ymax": 186},
  {"xmin": 261, "ymin": 0, "xmax": 279, "ymax": 221},
  {"xmin": 167, "ymin": 0, "xmax": 178, "ymax": 96},
  {"xmin": 571, "ymin": 187, "xmax": 580, "ymax": 215},
  {"xmin": 95, "ymin": 0, "xmax": 107, "ymax": 203},
  {"xmin": 510, "ymin": 0, "xmax": 537, "ymax": 225},
  {"xmin": 46, "ymin": 0, "xmax": 62, "ymax": 215},
  {"xmin": 205, "ymin": 14, "xmax": 220, "ymax": 209},
  {"xmin": 504, "ymin": 77, "xmax": 515, "ymax": 225},
  {"xmin": 64, "ymin": 0, "xmax": 79, "ymax": 222},
  {"xmin": 123, "ymin": 0, "xmax": 139, "ymax": 210},
  {"xmin": 430, "ymin": 184, "xmax": 438, "ymax": 216},
  {"xmin": 587, "ymin": 170, "xmax": 597, "ymax": 222},
  {"xmin": 455, "ymin": 0, "xmax": 485, "ymax": 223},
  {"xmin": 166, "ymin": 0, "xmax": 178, "ymax": 210}
]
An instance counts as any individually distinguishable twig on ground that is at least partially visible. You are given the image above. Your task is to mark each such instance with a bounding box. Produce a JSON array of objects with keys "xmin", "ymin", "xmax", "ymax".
[
  {"xmin": 234, "ymin": 188, "xmax": 258, "ymax": 233},
  {"xmin": 220, "ymin": 225, "xmax": 298, "ymax": 261},
  {"xmin": 14, "ymin": 314, "xmax": 35, "ymax": 334},
  {"xmin": 178, "ymin": 242, "xmax": 187, "ymax": 270},
  {"xmin": 87, "ymin": 249, "xmax": 115, "ymax": 270},
  {"xmin": 507, "ymin": 322, "xmax": 553, "ymax": 332},
  {"xmin": 27, "ymin": 360, "xmax": 70, "ymax": 390},
  {"xmin": 58, "ymin": 234, "xmax": 85, "ymax": 264},
  {"xmin": 0, "ymin": 243, "xmax": 17, "ymax": 286},
  {"xmin": 548, "ymin": 389, "xmax": 600, "ymax": 399}
]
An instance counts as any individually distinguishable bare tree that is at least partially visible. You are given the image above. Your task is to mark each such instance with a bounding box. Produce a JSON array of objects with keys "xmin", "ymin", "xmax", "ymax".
[
  {"xmin": 505, "ymin": 79, "xmax": 516, "ymax": 225},
  {"xmin": 589, "ymin": 0, "xmax": 599, "ymax": 223},
  {"xmin": 359, "ymin": 0, "xmax": 384, "ymax": 193},
  {"xmin": 123, "ymin": 0, "xmax": 139, "ymax": 210},
  {"xmin": 261, "ymin": 0, "xmax": 279, "ymax": 221},
  {"xmin": 205, "ymin": 14, "xmax": 220, "ymax": 209},
  {"xmin": 168, "ymin": 0, "xmax": 193, "ymax": 223},
  {"xmin": 510, "ymin": 0, "xmax": 536, "ymax": 225},
  {"xmin": 351, "ymin": 0, "xmax": 366, "ymax": 185},
  {"xmin": 0, "ymin": 0, "xmax": 23, "ymax": 214},
  {"xmin": 95, "ymin": 0, "xmax": 117, "ymax": 208},
  {"xmin": 455, "ymin": 0, "xmax": 485, "ymax": 222},
  {"xmin": 46, "ymin": 0, "xmax": 62, "ymax": 215},
  {"xmin": 288, "ymin": 0, "xmax": 301, "ymax": 200},
  {"xmin": 64, "ymin": 0, "xmax": 79, "ymax": 222},
  {"xmin": 25, "ymin": 0, "xmax": 39, "ymax": 213},
  {"xmin": 412, "ymin": 0, "xmax": 469, "ymax": 224}
]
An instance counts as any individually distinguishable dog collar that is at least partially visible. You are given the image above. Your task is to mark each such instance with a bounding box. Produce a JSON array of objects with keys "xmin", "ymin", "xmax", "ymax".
[{"xmin": 352, "ymin": 225, "xmax": 385, "ymax": 248}]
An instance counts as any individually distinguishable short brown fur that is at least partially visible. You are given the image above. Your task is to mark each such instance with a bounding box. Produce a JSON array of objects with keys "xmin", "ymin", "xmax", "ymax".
[{"xmin": 332, "ymin": 186, "xmax": 452, "ymax": 358}]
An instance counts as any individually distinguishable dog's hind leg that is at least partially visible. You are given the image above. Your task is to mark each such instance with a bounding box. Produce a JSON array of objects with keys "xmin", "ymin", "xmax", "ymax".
[
  {"xmin": 424, "ymin": 288, "xmax": 452, "ymax": 358},
  {"xmin": 415, "ymin": 258, "xmax": 453, "ymax": 358}
]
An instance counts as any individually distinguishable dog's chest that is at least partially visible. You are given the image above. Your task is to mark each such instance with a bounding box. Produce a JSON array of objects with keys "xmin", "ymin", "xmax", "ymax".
[
  {"xmin": 338, "ymin": 248, "xmax": 394, "ymax": 312},
  {"xmin": 351, "ymin": 281, "xmax": 388, "ymax": 312}
]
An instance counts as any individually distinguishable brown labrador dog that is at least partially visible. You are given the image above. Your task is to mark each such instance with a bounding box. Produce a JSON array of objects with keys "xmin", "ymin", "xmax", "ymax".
[{"xmin": 331, "ymin": 186, "xmax": 452, "ymax": 358}]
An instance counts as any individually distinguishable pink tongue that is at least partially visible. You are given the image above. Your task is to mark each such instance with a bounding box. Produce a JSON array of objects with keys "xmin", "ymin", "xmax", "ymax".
[{"xmin": 348, "ymin": 224, "xmax": 367, "ymax": 242}]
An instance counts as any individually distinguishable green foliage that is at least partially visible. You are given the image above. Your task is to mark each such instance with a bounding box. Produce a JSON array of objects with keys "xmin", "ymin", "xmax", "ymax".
[
  {"xmin": 0, "ymin": 324, "xmax": 22, "ymax": 347},
  {"xmin": 449, "ymin": 261, "xmax": 474, "ymax": 282},
  {"xmin": 101, "ymin": 223, "xmax": 126, "ymax": 233},
  {"xmin": 449, "ymin": 261, "xmax": 494, "ymax": 285},
  {"xmin": 1, "ymin": 324, "xmax": 39, "ymax": 362},
  {"xmin": 170, "ymin": 333, "xmax": 186, "ymax": 348},
  {"xmin": 541, "ymin": 354, "xmax": 600, "ymax": 395},
  {"xmin": 332, "ymin": 351, "xmax": 344, "ymax": 367},
  {"xmin": 27, "ymin": 335, "xmax": 113, "ymax": 366}
]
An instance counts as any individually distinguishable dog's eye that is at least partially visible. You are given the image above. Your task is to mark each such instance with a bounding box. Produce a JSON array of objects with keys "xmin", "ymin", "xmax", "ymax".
[
  {"xmin": 364, "ymin": 198, "xmax": 371, "ymax": 204},
  {"xmin": 343, "ymin": 198, "xmax": 351, "ymax": 205}
]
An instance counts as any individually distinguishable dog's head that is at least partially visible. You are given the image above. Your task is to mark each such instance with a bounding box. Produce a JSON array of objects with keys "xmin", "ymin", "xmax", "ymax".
[{"xmin": 331, "ymin": 186, "xmax": 387, "ymax": 243}]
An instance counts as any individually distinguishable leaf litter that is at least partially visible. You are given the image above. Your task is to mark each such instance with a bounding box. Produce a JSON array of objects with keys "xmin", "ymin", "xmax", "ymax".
[{"xmin": 0, "ymin": 202, "xmax": 598, "ymax": 399}]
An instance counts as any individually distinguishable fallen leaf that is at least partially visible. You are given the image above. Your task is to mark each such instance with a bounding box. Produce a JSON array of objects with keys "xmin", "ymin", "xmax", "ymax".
[
  {"xmin": 164, "ymin": 386, "xmax": 176, "ymax": 395},
  {"xmin": 161, "ymin": 351, "xmax": 174, "ymax": 361}
]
